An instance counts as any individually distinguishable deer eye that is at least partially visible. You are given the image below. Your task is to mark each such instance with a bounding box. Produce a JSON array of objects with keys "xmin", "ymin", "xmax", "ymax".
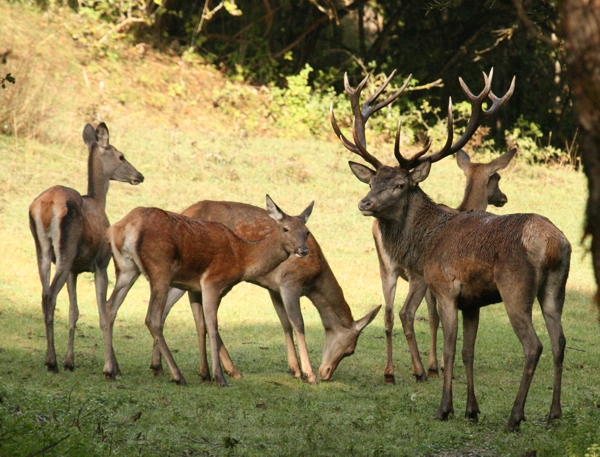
[
  {"xmin": 394, "ymin": 184, "xmax": 404, "ymax": 191},
  {"xmin": 283, "ymin": 227, "xmax": 289, "ymax": 232},
  {"xmin": 119, "ymin": 155, "xmax": 125, "ymax": 161}
]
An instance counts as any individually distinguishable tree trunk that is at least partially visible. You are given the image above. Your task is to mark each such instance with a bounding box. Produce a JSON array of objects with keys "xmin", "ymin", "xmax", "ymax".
[{"xmin": 560, "ymin": 0, "xmax": 600, "ymax": 313}]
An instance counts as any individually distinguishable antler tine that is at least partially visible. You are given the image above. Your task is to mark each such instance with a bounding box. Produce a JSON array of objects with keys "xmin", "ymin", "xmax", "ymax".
[
  {"xmin": 410, "ymin": 68, "xmax": 514, "ymax": 168},
  {"xmin": 332, "ymin": 71, "xmax": 410, "ymax": 169}
]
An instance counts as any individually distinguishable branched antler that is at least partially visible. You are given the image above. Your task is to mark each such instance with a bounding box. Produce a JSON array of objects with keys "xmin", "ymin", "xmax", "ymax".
[{"xmin": 331, "ymin": 68, "xmax": 516, "ymax": 171}]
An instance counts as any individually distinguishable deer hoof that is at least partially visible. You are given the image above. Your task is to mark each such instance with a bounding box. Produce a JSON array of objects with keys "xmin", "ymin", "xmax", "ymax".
[
  {"xmin": 435, "ymin": 406, "xmax": 453, "ymax": 421},
  {"xmin": 45, "ymin": 362, "xmax": 59, "ymax": 373},
  {"xmin": 63, "ymin": 363, "xmax": 74, "ymax": 372},
  {"xmin": 216, "ymin": 379, "xmax": 230, "ymax": 387},
  {"xmin": 173, "ymin": 377, "xmax": 187, "ymax": 386},
  {"xmin": 427, "ymin": 368, "xmax": 439, "ymax": 378},
  {"xmin": 198, "ymin": 372, "xmax": 212, "ymax": 382},
  {"xmin": 384, "ymin": 374, "xmax": 395, "ymax": 385},
  {"xmin": 151, "ymin": 365, "xmax": 164, "ymax": 376},
  {"xmin": 506, "ymin": 414, "xmax": 524, "ymax": 432},
  {"xmin": 465, "ymin": 408, "xmax": 480, "ymax": 422},
  {"xmin": 548, "ymin": 407, "xmax": 562, "ymax": 423},
  {"xmin": 226, "ymin": 369, "xmax": 243, "ymax": 379},
  {"xmin": 104, "ymin": 372, "xmax": 116, "ymax": 381},
  {"xmin": 415, "ymin": 372, "xmax": 428, "ymax": 383}
]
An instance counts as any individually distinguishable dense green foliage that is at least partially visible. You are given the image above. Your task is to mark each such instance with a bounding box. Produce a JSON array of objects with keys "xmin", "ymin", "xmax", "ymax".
[{"xmin": 15, "ymin": 0, "xmax": 574, "ymax": 156}]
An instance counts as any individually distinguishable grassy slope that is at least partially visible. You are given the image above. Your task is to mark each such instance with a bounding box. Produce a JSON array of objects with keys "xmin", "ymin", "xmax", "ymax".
[{"xmin": 1, "ymin": 2, "xmax": 599, "ymax": 456}]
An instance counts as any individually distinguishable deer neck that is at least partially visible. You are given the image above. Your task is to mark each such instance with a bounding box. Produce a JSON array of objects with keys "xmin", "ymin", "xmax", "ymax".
[
  {"xmin": 304, "ymin": 253, "xmax": 354, "ymax": 330},
  {"xmin": 240, "ymin": 234, "xmax": 291, "ymax": 282},
  {"xmin": 456, "ymin": 178, "xmax": 487, "ymax": 212},
  {"xmin": 86, "ymin": 147, "xmax": 109, "ymax": 210},
  {"xmin": 377, "ymin": 187, "xmax": 452, "ymax": 275}
]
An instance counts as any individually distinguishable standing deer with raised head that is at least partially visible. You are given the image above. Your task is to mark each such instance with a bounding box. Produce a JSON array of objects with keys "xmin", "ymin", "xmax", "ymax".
[
  {"xmin": 418, "ymin": 147, "xmax": 517, "ymax": 380},
  {"xmin": 29, "ymin": 123, "xmax": 144, "ymax": 372},
  {"xmin": 102, "ymin": 196, "xmax": 314, "ymax": 387},
  {"xmin": 332, "ymin": 69, "xmax": 570, "ymax": 430},
  {"xmin": 151, "ymin": 200, "xmax": 381, "ymax": 384}
]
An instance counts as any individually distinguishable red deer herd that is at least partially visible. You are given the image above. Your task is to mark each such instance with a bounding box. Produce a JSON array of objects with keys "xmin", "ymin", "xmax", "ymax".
[{"xmin": 29, "ymin": 69, "xmax": 571, "ymax": 431}]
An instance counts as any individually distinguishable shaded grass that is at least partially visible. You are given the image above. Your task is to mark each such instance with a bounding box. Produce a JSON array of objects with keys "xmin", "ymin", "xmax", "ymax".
[{"xmin": 1, "ymin": 128, "xmax": 599, "ymax": 456}]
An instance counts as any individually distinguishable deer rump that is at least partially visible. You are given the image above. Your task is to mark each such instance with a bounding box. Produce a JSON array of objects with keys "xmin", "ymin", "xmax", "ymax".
[{"xmin": 422, "ymin": 211, "xmax": 570, "ymax": 309}]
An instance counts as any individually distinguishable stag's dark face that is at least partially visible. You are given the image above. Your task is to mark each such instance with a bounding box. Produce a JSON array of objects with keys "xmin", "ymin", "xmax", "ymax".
[
  {"xmin": 348, "ymin": 161, "xmax": 431, "ymax": 221},
  {"xmin": 487, "ymin": 173, "xmax": 508, "ymax": 207}
]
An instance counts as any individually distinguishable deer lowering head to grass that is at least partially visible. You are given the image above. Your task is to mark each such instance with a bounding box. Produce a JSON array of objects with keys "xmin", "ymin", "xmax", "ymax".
[
  {"xmin": 102, "ymin": 196, "xmax": 314, "ymax": 387},
  {"xmin": 29, "ymin": 123, "xmax": 144, "ymax": 372},
  {"xmin": 151, "ymin": 200, "xmax": 380, "ymax": 384},
  {"xmin": 332, "ymin": 69, "xmax": 570, "ymax": 430}
]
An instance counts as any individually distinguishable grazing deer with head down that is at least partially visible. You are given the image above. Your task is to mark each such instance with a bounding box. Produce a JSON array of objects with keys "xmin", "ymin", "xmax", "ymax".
[
  {"xmin": 29, "ymin": 123, "xmax": 144, "ymax": 372},
  {"xmin": 332, "ymin": 69, "xmax": 570, "ymax": 430},
  {"xmin": 415, "ymin": 148, "xmax": 517, "ymax": 381},
  {"xmin": 151, "ymin": 200, "xmax": 381, "ymax": 384},
  {"xmin": 102, "ymin": 196, "xmax": 314, "ymax": 387}
]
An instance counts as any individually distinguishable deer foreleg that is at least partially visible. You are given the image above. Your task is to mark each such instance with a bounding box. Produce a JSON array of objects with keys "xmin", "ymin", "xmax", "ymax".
[
  {"xmin": 462, "ymin": 307, "xmax": 480, "ymax": 422},
  {"xmin": 435, "ymin": 297, "xmax": 458, "ymax": 421},
  {"xmin": 280, "ymin": 287, "xmax": 317, "ymax": 384},
  {"xmin": 64, "ymin": 272, "xmax": 79, "ymax": 371},
  {"xmin": 399, "ymin": 276, "xmax": 429, "ymax": 382},
  {"xmin": 424, "ymin": 288, "xmax": 441, "ymax": 376},
  {"xmin": 146, "ymin": 282, "xmax": 186, "ymax": 385},
  {"xmin": 268, "ymin": 290, "xmax": 301, "ymax": 379},
  {"xmin": 380, "ymin": 270, "xmax": 399, "ymax": 385},
  {"xmin": 201, "ymin": 288, "xmax": 228, "ymax": 387}
]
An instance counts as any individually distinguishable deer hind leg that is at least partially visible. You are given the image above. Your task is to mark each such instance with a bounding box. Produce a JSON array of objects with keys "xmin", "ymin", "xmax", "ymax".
[
  {"xmin": 146, "ymin": 281, "xmax": 186, "ymax": 385},
  {"xmin": 462, "ymin": 307, "xmax": 481, "ymax": 422},
  {"xmin": 278, "ymin": 287, "xmax": 317, "ymax": 384},
  {"xmin": 435, "ymin": 294, "xmax": 458, "ymax": 421},
  {"xmin": 538, "ymin": 269, "xmax": 567, "ymax": 425},
  {"xmin": 399, "ymin": 276, "xmax": 429, "ymax": 382},
  {"xmin": 42, "ymin": 252, "xmax": 76, "ymax": 372},
  {"xmin": 425, "ymin": 288, "xmax": 441, "ymax": 376},
  {"xmin": 269, "ymin": 290, "xmax": 301, "ymax": 380},
  {"xmin": 64, "ymin": 272, "xmax": 79, "ymax": 371},
  {"xmin": 103, "ymin": 265, "xmax": 140, "ymax": 380},
  {"xmin": 502, "ymin": 293, "xmax": 542, "ymax": 432},
  {"xmin": 31, "ymin": 222, "xmax": 59, "ymax": 372},
  {"xmin": 150, "ymin": 287, "xmax": 186, "ymax": 376}
]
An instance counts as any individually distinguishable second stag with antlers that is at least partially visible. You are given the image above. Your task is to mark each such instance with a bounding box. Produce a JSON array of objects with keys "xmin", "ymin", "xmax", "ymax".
[{"xmin": 331, "ymin": 69, "xmax": 570, "ymax": 431}]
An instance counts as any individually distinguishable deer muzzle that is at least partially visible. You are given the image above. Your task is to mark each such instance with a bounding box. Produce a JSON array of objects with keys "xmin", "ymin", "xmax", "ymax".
[
  {"xmin": 358, "ymin": 198, "xmax": 375, "ymax": 215},
  {"xmin": 130, "ymin": 172, "xmax": 145, "ymax": 185},
  {"xmin": 295, "ymin": 246, "xmax": 309, "ymax": 258}
]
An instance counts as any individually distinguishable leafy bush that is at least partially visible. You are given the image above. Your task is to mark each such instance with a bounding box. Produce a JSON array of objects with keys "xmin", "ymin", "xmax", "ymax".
[{"xmin": 505, "ymin": 115, "xmax": 570, "ymax": 165}]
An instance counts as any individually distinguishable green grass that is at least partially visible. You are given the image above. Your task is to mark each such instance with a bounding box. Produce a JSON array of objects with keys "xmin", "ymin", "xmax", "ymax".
[{"xmin": 1, "ymin": 127, "xmax": 599, "ymax": 456}]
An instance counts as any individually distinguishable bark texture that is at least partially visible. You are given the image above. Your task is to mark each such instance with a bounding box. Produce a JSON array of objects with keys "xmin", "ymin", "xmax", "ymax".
[{"xmin": 560, "ymin": 0, "xmax": 600, "ymax": 312}]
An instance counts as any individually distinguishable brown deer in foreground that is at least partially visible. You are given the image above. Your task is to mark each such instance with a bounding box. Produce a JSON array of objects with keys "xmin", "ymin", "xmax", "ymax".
[
  {"xmin": 102, "ymin": 196, "xmax": 314, "ymax": 386},
  {"xmin": 413, "ymin": 148, "xmax": 517, "ymax": 381},
  {"xmin": 29, "ymin": 123, "xmax": 144, "ymax": 372},
  {"xmin": 151, "ymin": 200, "xmax": 381, "ymax": 384},
  {"xmin": 332, "ymin": 69, "xmax": 570, "ymax": 430}
]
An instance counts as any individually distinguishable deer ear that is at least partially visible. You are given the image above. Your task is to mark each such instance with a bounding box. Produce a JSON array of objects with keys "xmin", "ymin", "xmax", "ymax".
[
  {"xmin": 95, "ymin": 123, "xmax": 110, "ymax": 148},
  {"xmin": 298, "ymin": 201, "xmax": 314, "ymax": 224},
  {"xmin": 349, "ymin": 161, "xmax": 375, "ymax": 184},
  {"xmin": 354, "ymin": 305, "xmax": 381, "ymax": 332},
  {"xmin": 487, "ymin": 147, "xmax": 517, "ymax": 175},
  {"xmin": 82, "ymin": 124, "xmax": 96, "ymax": 146},
  {"xmin": 265, "ymin": 194, "xmax": 285, "ymax": 222},
  {"xmin": 409, "ymin": 160, "xmax": 431, "ymax": 184},
  {"xmin": 456, "ymin": 149, "xmax": 471, "ymax": 174}
]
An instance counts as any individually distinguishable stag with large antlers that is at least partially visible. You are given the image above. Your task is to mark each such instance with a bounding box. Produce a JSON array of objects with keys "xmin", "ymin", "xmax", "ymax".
[
  {"xmin": 29, "ymin": 123, "xmax": 144, "ymax": 372},
  {"xmin": 331, "ymin": 70, "xmax": 570, "ymax": 430}
]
